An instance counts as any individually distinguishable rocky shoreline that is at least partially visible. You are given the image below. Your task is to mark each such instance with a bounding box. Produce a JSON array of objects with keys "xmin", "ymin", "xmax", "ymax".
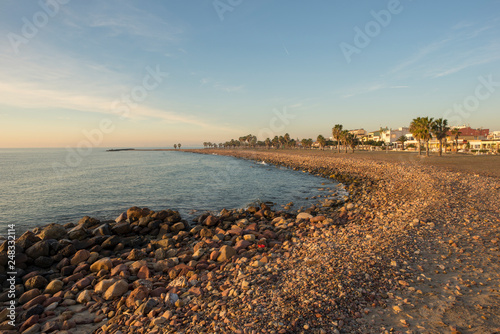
[{"xmin": 2, "ymin": 149, "xmax": 500, "ymax": 333}]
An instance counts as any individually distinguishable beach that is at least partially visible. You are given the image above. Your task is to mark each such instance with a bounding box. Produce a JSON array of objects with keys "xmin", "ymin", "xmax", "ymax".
[{"xmin": 2, "ymin": 149, "xmax": 500, "ymax": 334}]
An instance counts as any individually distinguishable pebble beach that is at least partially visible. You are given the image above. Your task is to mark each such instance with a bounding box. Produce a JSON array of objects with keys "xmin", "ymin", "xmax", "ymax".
[{"xmin": 2, "ymin": 149, "xmax": 499, "ymax": 334}]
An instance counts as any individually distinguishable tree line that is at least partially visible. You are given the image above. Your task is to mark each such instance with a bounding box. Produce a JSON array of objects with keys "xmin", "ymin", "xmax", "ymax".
[{"xmin": 204, "ymin": 117, "xmax": 462, "ymax": 157}]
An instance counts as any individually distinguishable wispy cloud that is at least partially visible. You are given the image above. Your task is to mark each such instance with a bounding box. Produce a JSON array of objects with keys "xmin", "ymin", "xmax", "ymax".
[{"xmin": 390, "ymin": 20, "xmax": 500, "ymax": 79}]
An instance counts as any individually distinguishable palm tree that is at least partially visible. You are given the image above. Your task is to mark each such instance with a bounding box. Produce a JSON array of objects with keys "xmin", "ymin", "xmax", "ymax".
[
  {"xmin": 332, "ymin": 124, "xmax": 343, "ymax": 153},
  {"xmin": 278, "ymin": 135, "xmax": 285, "ymax": 149},
  {"xmin": 317, "ymin": 135, "xmax": 326, "ymax": 150},
  {"xmin": 265, "ymin": 138, "xmax": 271, "ymax": 149},
  {"xmin": 341, "ymin": 130, "xmax": 350, "ymax": 153},
  {"xmin": 272, "ymin": 136, "xmax": 279, "ymax": 149},
  {"xmin": 301, "ymin": 138, "xmax": 308, "ymax": 149},
  {"xmin": 397, "ymin": 135, "xmax": 407, "ymax": 150},
  {"xmin": 419, "ymin": 117, "xmax": 433, "ymax": 156},
  {"xmin": 431, "ymin": 118, "xmax": 450, "ymax": 157},
  {"xmin": 174, "ymin": 144, "xmax": 177, "ymax": 150},
  {"xmin": 178, "ymin": 143, "xmax": 182, "ymax": 150},
  {"xmin": 410, "ymin": 117, "xmax": 424, "ymax": 155},
  {"xmin": 284, "ymin": 133, "xmax": 291, "ymax": 148},
  {"xmin": 343, "ymin": 132, "xmax": 357, "ymax": 153},
  {"xmin": 451, "ymin": 128, "xmax": 461, "ymax": 153}
]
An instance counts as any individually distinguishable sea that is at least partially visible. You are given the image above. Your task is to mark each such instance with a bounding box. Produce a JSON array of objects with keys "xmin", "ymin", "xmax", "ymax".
[{"xmin": 0, "ymin": 148, "xmax": 346, "ymax": 234}]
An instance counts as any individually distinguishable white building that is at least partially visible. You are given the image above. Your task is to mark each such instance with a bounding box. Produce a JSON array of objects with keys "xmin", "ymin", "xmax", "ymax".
[{"xmin": 381, "ymin": 127, "xmax": 411, "ymax": 144}]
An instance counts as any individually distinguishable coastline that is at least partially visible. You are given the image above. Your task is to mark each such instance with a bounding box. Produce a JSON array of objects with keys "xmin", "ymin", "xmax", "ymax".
[{"xmin": 2, "ymin": 149, "xmax": 499, "ymax": 333}]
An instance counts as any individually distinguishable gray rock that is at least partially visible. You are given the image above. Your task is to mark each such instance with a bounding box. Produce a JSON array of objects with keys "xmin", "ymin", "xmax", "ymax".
[{"xmin": 25, "ymin": 241, "xmax": 50, "ymax": 259}]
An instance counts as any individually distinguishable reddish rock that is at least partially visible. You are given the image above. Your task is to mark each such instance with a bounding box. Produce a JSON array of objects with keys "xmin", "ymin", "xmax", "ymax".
[
  {"xmin": 23, "ymin": 295, "xmax": 47, "ymax": 310},
  {"xmin": 74, "ymin": 277, "xmax": 92, "ymax": 290},
  {"xmin": 63, "ymin": 272, "xmax": 84, "ymax": 283},
  {"xmin": 234, "ymin": 240, "xmax": 252, "ymax": 252},
  {"xmin": 127, "ymin": 207, "xmax": 146, "ymax": 220},
  {"xmin": 110, "ymin": 263, "xmax": 129, "ymax": 276},
  {"xmin": 43, "ymin": 296, "xmax": 62, "ymax": 307},
  {"xmin": 311, "ymin": 215, "xmax": 326, "ymax": 223},
  {"xmin": 209, "ymin": 251, "xmax": 220, "ymax": 261},
  {"xmin": 203, "ymin": 215, "xmax": 218, "ymax": 226},
  {"xmin": 126, "ymin": 286, "xmax": 150, "ymax": 308},
  {"xmin": 188, "ymin": 286, "xmax": 202, "ymax": 296},
  {"xmin": 19, "ymin": 314, "xmax": 39, "ymax": 332},
  {"xmin": 19, "ymin": 289, "xmax": 41, "ymax": 304},
  {"xmin": 137, "ymin": 265, "xmax": 151, "ymax": 279}
]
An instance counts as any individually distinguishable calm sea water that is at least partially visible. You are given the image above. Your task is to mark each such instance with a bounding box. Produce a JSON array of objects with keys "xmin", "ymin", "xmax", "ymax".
[{"xmin": 0, "ymin": 149, "xmax": 345, "ymax": 233}]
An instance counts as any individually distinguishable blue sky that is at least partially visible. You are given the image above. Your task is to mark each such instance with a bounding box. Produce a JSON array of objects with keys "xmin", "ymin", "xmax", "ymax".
[{"xmin": 1, "ymin": 0, "xmax": 499, "ymax": 147}]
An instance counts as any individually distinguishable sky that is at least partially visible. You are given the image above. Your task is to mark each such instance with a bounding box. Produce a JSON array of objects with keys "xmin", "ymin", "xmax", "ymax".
[{"xmin": 1, "ymin": 0, "xmax": 499, "ymax": 148}]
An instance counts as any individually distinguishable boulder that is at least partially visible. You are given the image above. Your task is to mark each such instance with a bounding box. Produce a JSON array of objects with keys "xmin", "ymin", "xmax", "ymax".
[
  {"xmin": 111, "ymin": 222, "xmax": 132, "ymax": 235},
  {"xmin": 78, "ymin": 216, "xmax": 100, "ymax": 228},
  {"xmin": 25, "ymin": 241, "xmax": 50, "ymax": 259},
  {"xmin": 25, "ymin": 275, "xmax": 48, "ymax": 290},
  {"xmin": 127, "ymin": 207, "xmax": 146, "ymax": 220},
  {"xmin": 170, "ymin": 222, "xmax": 185, "ymax": 234},
  {"xmin": 94, "ymin": 279, "xmax": 116, "ymax": 294},
  {"xmin": 19, "ymin": 289, "xmax": 41, "ymax": 304},
  {"xmin": 70, "ymin": 249, "xmax": 91, "ymax": 265},
  {"xmin": 115, "ymin": 212, "xmax": 127, "ymax": 222},
  {"xmin": 103, "ymin": 280, "xmax": 129, "ymax": 300},
  {"xmin": 126, "ymin": 286, "xmax": 150, "ymax": 308},
  {"xmin": 68, "ymin": 225, "xmax": 88, "ymax": 240},
  {"xmin": 34, "ymin": 256, "xmax": 53, "ymax": 268},
  {"xmin": 39, "ymin": 223, "xmax": 67, "ymax": 240},
  {"xmin": 16, "ymin": 231, "xmax": 41, "ymax": 249},
  {"xmin": 101, "ymin": 235, "xmax": 120, "ymax": 249}
]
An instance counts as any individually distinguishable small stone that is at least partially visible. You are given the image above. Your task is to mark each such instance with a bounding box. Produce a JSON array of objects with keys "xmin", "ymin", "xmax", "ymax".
[
  {"xmin": 243, "ymin": 234, "xmax": 256, "ymax": 241},
  {"xmin": 90, "ymin": 257, "xmax": 113, "ymax": 272},
  {"xmin": 76, "ymin": 290, "xmax": 93, "ymax": 304},
  {"xmin": 44, "ymin": 280, "xmax": 64, "ymax": 295},
  {"xmin": 297, "ymin": 212, "xmax": 313, "ymax": 220},
  {"xmin": 217, "ymin": 245, "xmax": 236, "ymax": 262}
]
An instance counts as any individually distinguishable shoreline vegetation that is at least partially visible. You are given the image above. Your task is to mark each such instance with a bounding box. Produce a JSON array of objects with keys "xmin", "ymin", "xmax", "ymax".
[{"xmin": 2, "ymin": 149, "xmax": 500, "ymax": 333}]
